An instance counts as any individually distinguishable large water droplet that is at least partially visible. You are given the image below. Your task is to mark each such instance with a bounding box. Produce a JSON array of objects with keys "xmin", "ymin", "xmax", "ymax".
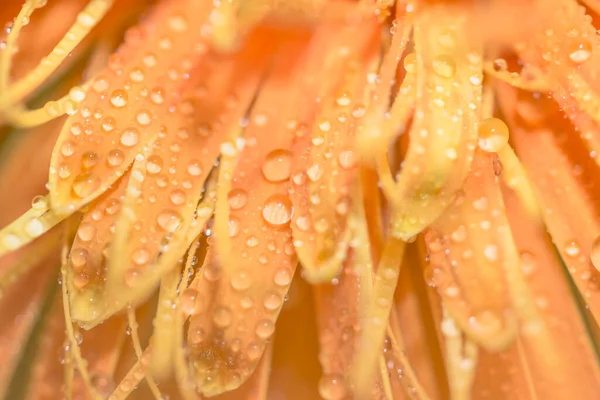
[
  {"xmin": 228, "ymin": 188, "xmax": 248, "ymax": 210},
  {"xmin": 262, "ymin": 194, "xmax": 293, "ymax": 226},
  {"xmin": 157, "ymin": 209, "xmax": 183, "ymax": 232},
  {"xmin": 120, "ymin": 128, "xmax": 139, "ymax": 147},
  {"xmin": 478, "ymin": 117, "xmax": 509, "ymax": 153},
  {"xmin": 110, "ymin": 89, "xmax": 128, "ymax": 108},
  {"xmin": 262, "ymin": 149, "xmax": 293, "ymax": 182},
  {"xmin": 72, "ymin": 173, "xmax": 100, "ymax": 198}
]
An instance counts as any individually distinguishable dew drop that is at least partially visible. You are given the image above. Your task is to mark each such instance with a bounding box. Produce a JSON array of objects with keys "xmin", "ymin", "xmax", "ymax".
[
  {"xmin": 274, "ymin": 268, "xmax": 292, "ymax": 286},
  {"xmin": 70, "ymin": 248, "xmax": 89, "ymax": 269},
  {"xmin": 262, "ymin": 194, "xmax": 293, "ymax": 226},
  {"xmin": 101, "ymin": 116, "xmax": 116, "ymax": 132},
  {"xmin": 110, "ymin": 89, "xmax": 128, "ymax": 108},
  {"xmin": 263, "ymin": 291, "xmax": 282, "ymax": 310},
  {"xmin": 146, "ymin": 155, "xmax": 163, "ymax": 174},
  {"xmin": 255, "ymin": 319, "xmax": 275, "ymax": 339},
  {"xmin": 262, "ymin": 149, "xmax": 293, "ymax": 182},
  {"xmin": 213, "ymin": 306, "xmax": 232, "ymax": 328},
  {"xmin": 231, "ymin": 270, "xmax": 252, "ymax": 291},
  {"xmin": 403, "ymin": 52, "xmax": 417, "ymax": 74},
  {"xmin": 568, "ymin": 38, "xmax": 592, "ymax": 64},
  {"xmin": 338, "ymin": 148, "xmax": 358, "ymax": 169},
  {"xmin": 77, "ymin": 222, "xmax": 96, "ymax": 242},
  {"xmin": 318, "ymin": 373, "xmax": 347, "ymax": 400},
  {"xmin": 169, "ymin": 189, "xmax": 186, "ymax": 205},
  {"xmin": 478, "ymin": 117, "xmax": 509, "ymax": 153},
  {"xmin": 180, "ymin": 288, "xmax": 200, "ymax": 316},
  {"xmin": 31, "ymin": 195, "xmax": 47, "ymax": 210},
  {"xmin": 432, "ymin": 55, "xmax": 456, "ymax": 78},
  {"xmin": 81, "ymin": 151, "xmax": 99, "ymax": 170},
  {"xmin": 187, "ymin": 160, "xmax": 203, "ymax": 176},
  {"xmin": 72, "ymin": 173, "xmax": 100, "ymax": 198},
  {"xmin": 61, "ymin": 141, "xmax": 76, "ymax": 157},
  {"xmin": 228, "ymin": 188, "xmax": 248, "ymax": 210},
  {"xmin": 120, "ymin": 128, "xmax": 139, "ymax": 147},
  {"xmin": 565, "ymin": 240, "xmax": 581, "ymax": 257},
  {"xmin": 157, "ymin": 209, "xmax": 183, "ymax": 232},
  {"xmin": 131, "ymin": 247, "xmax": 151, "ymax": 265},
  {"xmin": 136, "ymin": 110, "xmax": 151, "ymax": 125},
  {"xmin": 107, "ymin": 149, "xmax": 125, "ymax": 167}
]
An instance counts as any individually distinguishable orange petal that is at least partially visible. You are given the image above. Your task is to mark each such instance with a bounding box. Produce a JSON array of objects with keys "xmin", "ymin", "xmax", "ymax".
[
  {"xmin": 187, "ymin": 40, "xmax": 307, "ymax": 396},
  {"xmin": 496, "ymin": 83, "xmax": 600, "ymax": 327},
  {"xmin": 48, "ymin": 0, "xmax": 214, "ymax": 213},
  {"xmin": 386, "ymin": 4, "xmax": 482, "ymax": 240},
  {"xmin": 424, "ymin": 151, "xmax": 518, "ymax": 351},
  {"xmin": 288, "ymin": 21, "xmax": 379, "ymax": 283},
  {"xmin": 472, "ymin": 185, "xmax": 600, "ymax": 399}
]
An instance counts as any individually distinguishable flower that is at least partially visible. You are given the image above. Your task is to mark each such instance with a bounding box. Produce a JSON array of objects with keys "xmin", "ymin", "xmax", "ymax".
[{"xmin": 2, "ymin": 0, "xmax": 600, "ymax": 399}]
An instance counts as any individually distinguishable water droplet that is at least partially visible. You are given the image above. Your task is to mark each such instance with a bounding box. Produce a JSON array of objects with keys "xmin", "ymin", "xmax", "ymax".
[
  {"xmin": 31, "ymin": 195, "xmax": 47, "ymax": 210},
  {"xmin": 71, "ymin": 248, "xmax": 89, "ymax": 268},
  {"xmin": 146, "ymin": 155, "xmax": 163, "ymax": 174},
  {"xmin": 263, "ymin": 291, "xmax": 282, "ymax": 310},
  {"xmin": 136, "ymin": 110, "xmax": 151, "ymax": 125},
  {"xmin": 262, "ymin": 149, "xmax": 293, "ymax": 182},
  {"xmin": 228, "ymin": 217, "xmax": 240, "ymax": 237},
  {"xmin": 72, "ymin": 173, "xmax": 100, "ymax": 198},
  {"xmin": 318, "ymin": 373, "xmax": 347, "ymax": 400},
  {"xmin": 569, "ymin": 38, "xmax": 592, "ymax": 64},
  {"xmin": 187, "ymin": 160, "xmax": 203, "ymax": 176},
  {"xmin": 213, "ymin": 306, "xmax": 232, "ymax": 328},
  {"xmin": 129, "ymin": 68, "xmax": 145, "ymax": 83},
  {"xmin": 468, "ymin": 309, "xmax": 504, "ymax": 337},
  {"xmin": 338, "ymin": 148, "xmax": 358, "ymax": 169},
  {"xmin": 231, "ymin": 270, "xmax": 252, "ymax": 291},
  {"xmin": 228, "ymin": 188, "xmax": 248, "ymax": 210},
  {"xmin": 255, "ymin": 319, "xmax": 274, "ymax": 339},
  {"xmin": 132, "ymin": 247, "xmax": 150, "ymax": 265},
  {"xmin": 157, "ymin": 209, "xmax": 183, "ymax": 232},
  {"xmin": 110, "ymin": 89, "xmax": 128, "ymax": 108},
  {"xmin": 150, "ymin": 87, "xmax": 165, "ymax": 104},
  {"xmin": 101, "ymin": 116, "xmax": 116, "ymax": 132},
  {"xmin": 180, "ymin": 288, "xmax": 200, "ymax": 316},
  {"xmin": 274, "ymin": 268, "xmax": 292, "ymax": 286},
  {"xmin": 478, "ymin": 117, "xmax": 509, "ymax": 152},
  {"xmin": 61, "ymin": 141, "xmax": 76, "ymax": 157},
  {"xmin": 81, "ymin": 151, "xmax": 98, "ymax": 170},
  {"xmin": 77, "ymin": 222, "xmax": 96, "ymax": 242},
  {"xmin": 432, "ymin": 55, "xmax": 456, "ymax": 78},
  {"xmin": 565, "ymin": 240, "xmax": 581, "ymax": 257},
  {"xmin": 120, "ymin": 128, "xmax": 139, "ymax": 147},
  {"xmin": 107, "ymin": 149, "xmax": 125, "ymax": 167},
  {"xmin": 262, "ymin": 194, "xmax": 293, "ymax": 226},
  {"xmin": 24, "ymin": 218, "xmax": 44, "ymax": 237},
  {"xmin": 92, "ymin": 76, "xmax": 109, "ymax": 93},
  {"xmin": 403, "ymin": 52, "xmax": 417, "ymax": 74},
  {"xmin": 169, "ymin": 189, "xmax": 186, "ymax": 205}
]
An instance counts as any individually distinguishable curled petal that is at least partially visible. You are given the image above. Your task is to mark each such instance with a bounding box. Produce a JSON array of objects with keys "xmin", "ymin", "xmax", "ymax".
[
  {"xmin": 386, "ymin": 4, "xmax": 482, "ymax": 240},
  {"xmin": 48, "ymin": 0, "xmax": 214, "ymax": 213}
]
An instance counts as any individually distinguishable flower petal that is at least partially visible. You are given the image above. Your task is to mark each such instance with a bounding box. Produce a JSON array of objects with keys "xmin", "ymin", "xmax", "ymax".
[
  {"xmin": 187, "ymin": 43, "xmax": 307, "ymax": 396},
  {"xmin": 424, "ymin": 151, "xmax": 518, "ymax": 351},
  {"xmin": 496, "ymin": 83, "xmax": 600, "ymax": 327},
  {"xmin": 48, "ymin": 0, "xmax": 214, "ymax": 213},
  {"xmin": 288, "ymin": 21, "xmax": 379, "ymax": 283},
  {"xmin": 386, "ymin": 4, "xmax": 482, "ymax": 240}
]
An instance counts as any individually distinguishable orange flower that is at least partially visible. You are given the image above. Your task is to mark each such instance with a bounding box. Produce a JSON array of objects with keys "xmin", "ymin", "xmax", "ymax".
[{"xmin": 2, "ymin": 0, "xmax": 600, "ymax": 399}]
